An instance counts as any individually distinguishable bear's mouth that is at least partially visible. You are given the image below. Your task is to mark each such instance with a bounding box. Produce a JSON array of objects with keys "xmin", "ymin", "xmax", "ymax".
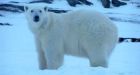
[{"xmin": 33, "ymin": 15, "xmax": 40, "ymax": 22}]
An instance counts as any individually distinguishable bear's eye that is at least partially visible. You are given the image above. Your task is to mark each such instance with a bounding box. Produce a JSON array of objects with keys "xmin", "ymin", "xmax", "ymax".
[
  {"xmin": 39, "ymin": 10, "xmax": 42, "ymax": 13},
  {"xmin": 31, "ymin": 10, "xmax": 34, "ymax": 13}
]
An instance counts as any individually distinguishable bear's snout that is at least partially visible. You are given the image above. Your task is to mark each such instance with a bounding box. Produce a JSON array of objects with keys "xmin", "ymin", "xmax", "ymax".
[{"xmin": 33, "ymin": 15, "xmax": 40, "ymax": 22}]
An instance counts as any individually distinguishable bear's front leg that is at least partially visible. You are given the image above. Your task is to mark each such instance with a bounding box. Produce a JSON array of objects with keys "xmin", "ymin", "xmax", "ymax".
[
  {"xmin": 35, "ymin": 37, "xmax": 47, "ymax": 70},
  {"xmin": 42, "ymin": 38, "xmax": 64, "ymax": 70}
]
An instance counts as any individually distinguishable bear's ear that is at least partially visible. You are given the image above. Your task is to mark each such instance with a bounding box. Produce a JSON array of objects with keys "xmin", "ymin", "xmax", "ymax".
[
  {"xmin": 24, "ymin": 6, "xmax": 28, "ymax": 12},
  {"xmin": 44, "ymin": 6, "xmax": 48, "ymax": 11}
]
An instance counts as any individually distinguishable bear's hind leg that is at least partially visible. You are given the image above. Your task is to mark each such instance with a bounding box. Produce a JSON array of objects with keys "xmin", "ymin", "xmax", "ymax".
[
  {"xmin": 89, "ymin": 56, "xmax": 108, "ymax": 68},
  {"xmin": 85, "ymin": 45, "xmax": 109, "ymax": 68},
  {"xmin": 89, "ymin": 50, "xmax": 108, "ymax": 68}
]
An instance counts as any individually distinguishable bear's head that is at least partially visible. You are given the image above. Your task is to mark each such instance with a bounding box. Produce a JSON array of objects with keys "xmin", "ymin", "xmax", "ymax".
[{"xmin": 24, "ymin": 4, "xmax": 48, "ymax": 32}]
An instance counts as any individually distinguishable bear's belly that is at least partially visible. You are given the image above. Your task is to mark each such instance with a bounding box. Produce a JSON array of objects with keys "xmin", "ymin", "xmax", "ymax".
[{"xmin": 64, "ymin": 35, "xmax": 87, "ymax": 57}]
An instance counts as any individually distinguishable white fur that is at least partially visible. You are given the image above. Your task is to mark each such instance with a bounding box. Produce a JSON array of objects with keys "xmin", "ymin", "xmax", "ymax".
[{"xmin": 24, "ymin": 5, "xmax": 118, "ymax": 70}]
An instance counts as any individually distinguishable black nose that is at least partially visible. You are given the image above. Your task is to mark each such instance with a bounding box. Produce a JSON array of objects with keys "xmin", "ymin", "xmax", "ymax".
[{"xmin": 33, "ymin": 15, "xmax": 40, "ymax": 22}]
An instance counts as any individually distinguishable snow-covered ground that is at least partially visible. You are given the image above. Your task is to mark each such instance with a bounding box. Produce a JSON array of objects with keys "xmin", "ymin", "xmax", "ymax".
[{"xmin": 0, "ymin": 0, "xmax": 140, "ymax": 75}]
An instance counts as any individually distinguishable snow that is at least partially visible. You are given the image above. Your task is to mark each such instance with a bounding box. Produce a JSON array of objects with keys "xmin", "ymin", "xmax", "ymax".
[
  {"xmin": 0, "ymin": 0, "xmax": 32, "ymax": 3},
  {"xmin": 0, "ymin": 0, "xmax": 140, "ymax": 75}
]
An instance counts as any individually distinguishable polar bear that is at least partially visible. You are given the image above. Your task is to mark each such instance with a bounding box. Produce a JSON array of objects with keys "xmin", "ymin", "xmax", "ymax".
[{"xmin": 24, "ymin": 4, "xmax": 118, "ymax": 70}]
